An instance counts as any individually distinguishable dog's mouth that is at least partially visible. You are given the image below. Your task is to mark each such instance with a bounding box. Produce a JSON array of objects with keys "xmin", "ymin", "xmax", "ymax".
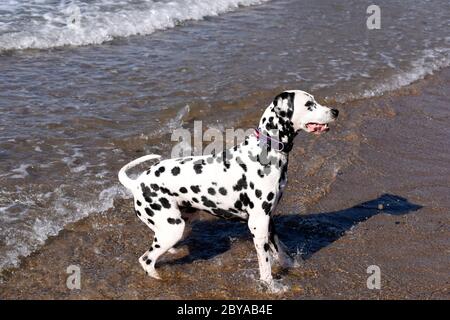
[{"xmin": 306, "ymin": 122, "xmax": 329, "ymax": 134}]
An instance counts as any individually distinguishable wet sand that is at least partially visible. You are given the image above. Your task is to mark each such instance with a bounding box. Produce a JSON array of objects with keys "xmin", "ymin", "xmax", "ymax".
[{"xmin": 1, "ymin": 68, "xmax": 449, "ymax": 300}]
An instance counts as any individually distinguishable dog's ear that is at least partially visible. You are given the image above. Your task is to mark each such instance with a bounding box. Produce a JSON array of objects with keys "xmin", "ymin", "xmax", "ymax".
[{"xmin": 272, "ymin": 91, "xmax": 295, "ymax": 119}]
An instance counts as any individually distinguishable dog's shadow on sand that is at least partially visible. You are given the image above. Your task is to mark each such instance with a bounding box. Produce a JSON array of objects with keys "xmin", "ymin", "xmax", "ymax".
[{"xmin": 167, "ymin": 194, "xmax": 422, "ymax": 265}]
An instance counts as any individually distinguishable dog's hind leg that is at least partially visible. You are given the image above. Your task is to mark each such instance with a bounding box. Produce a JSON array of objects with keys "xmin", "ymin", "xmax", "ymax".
[{"xmin": 139, "ymin": 209, "xmax": 185, "ymax": 279}]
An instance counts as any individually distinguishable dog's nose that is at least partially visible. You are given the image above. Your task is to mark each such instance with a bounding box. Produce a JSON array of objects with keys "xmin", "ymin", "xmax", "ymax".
[{"xmin": 331, "ymin": 108, "xmax": 339, "ymax": 118}]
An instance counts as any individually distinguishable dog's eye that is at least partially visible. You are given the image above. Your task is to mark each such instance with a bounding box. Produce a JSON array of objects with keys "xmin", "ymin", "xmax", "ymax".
[{"xmin": 305, "ymin": 101, "xmax": 316, "ymax": 110}]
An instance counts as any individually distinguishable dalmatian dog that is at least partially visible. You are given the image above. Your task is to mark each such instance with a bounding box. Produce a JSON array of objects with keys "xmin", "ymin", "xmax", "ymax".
[{"xmin": 118, "ymin": 90, "xmax": 338, "ymax": 291}]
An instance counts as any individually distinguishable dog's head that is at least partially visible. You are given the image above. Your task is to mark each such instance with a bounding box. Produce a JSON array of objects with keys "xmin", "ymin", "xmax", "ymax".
[
  {"xmin": 271, "ymin": 90, "xmax": 338, "ymax": 134},
  {"xmin": 259, "ymin": 90, "xmax": 339, "ymax": 151},
  {"xmin": 289, "ymin": 90, "xmax": 338, "ymax": 134}
]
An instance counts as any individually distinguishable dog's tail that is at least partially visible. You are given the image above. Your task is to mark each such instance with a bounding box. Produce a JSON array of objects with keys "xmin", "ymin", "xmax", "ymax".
[{"xmin": 118, "ymin": 154, "xmax": 161, "ymax": 190}]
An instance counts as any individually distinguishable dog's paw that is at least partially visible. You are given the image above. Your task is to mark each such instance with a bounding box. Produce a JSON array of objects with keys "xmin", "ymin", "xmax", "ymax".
[
  {"xmin": 167, "ymin": 248, "xmax": 181, "ymax": 255},
  {"xmin": 267, "ymin": 279, "xmax": 289, "ymax": 294},
  {"xmin": 258, "ymin": 278, "xmax": 289, "ymax": 294},
  {"xmin": 139, "ymin": 256, "xmax": 162, "ymax": 280},
  {"xmin": 145, "ymin": 269, "xmax": 162, "ymax": 280}
]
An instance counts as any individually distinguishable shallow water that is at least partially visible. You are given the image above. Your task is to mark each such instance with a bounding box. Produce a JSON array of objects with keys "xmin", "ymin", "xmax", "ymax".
[{"xmin": 0, "ymin": 0, "xmax": 449, "ymax": 270}]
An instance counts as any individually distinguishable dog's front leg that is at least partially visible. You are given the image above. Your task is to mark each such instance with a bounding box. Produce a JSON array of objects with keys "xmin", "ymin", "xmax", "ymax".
[{"xmin": 248, "ymin": 213, "xmax": 272, "ymax": 284}]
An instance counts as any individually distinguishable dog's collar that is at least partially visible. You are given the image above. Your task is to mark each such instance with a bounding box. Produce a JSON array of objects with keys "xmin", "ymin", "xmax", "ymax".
[{"xmin": 254, "ymin": 128, "xmax": 285, "ymax": 152}]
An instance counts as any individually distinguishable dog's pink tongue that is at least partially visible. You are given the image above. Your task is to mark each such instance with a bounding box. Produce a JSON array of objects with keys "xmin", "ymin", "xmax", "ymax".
[
  {"xmin": 307, "ymin": 123, "xmax": 320, "ymax": 131},
  {"xmin": 307, "ymin": 123, "xmax": 328, "ymax": 133}
]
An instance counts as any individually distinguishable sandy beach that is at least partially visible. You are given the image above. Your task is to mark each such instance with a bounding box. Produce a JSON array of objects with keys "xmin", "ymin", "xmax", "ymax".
[
  {"xmin": 1, "ymin": 0, "xmax": 449, "ymax": 301},
  {"xmin": 1, "ymin": 66, "xmax": 449, "ymax": 300}
]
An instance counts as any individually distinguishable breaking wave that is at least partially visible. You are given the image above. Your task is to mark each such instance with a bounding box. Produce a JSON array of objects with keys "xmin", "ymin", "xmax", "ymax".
[{"xmin": 0, "ymin": 0, "xmax": 268, "ymax": 51}]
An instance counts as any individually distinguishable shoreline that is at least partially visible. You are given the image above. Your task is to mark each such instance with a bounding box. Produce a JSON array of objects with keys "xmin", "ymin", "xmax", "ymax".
[{"xmin": 1, "ymin": 67, "xmax": 449, "ymax": 299}]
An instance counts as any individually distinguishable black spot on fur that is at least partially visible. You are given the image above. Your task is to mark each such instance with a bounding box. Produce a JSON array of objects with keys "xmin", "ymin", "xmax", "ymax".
[
  {"xmin": 233, "ymin": 174, "xmax": 247, "ymax": 191},
  {"xmin": 192, "ymin": 197, "xmax": 199, "ymax": 203},
  {"xmin": 267, "ymin": 192, "xmax": 274, "ymax": 201},
  {"xmin": 190, "ymin": 185, "xmax": 200, "ymax": 193},
  {"xmin": 255, "ymin": 189, "xmax": 262, "ymax": 198},
  {"xmin": 181, "ymin": 200, "xmax": 192, "ymax": 208},
  {"xmin": 159, "ymin": 197, "xmax": 171, "ymax": 209},
  {"xmin": 150, "ymin": 203, "xmax": 161, "ymax": 211},
  {"xmin": 141, "ymin": 183, "xmax": 155, "ymax": 203},
  {"xmin": 135, "ymin": 210, "xmax": 141, "ymax": 217},
  {"xmin": 171, "ymin": 166, "xmax": 180, "ymax": 176},
  {"xmin": 159, "ymin": 186, "xmax": 175, "ymax": 196},
  {"xmin": 150, "ymin": 184, "xmax": 159, "ymax": 191},
  {"xmin": 264, "ymin": 243, "xmax": 270, "ymax": 252},
  {"xmin": 201, "ymin": 196, "xmax": 216, "ymax": 208},
  {"xmin": 145, "ymin": 208, "xmax": 154, "ymax": 216},
  {"xmin": 179, "ymin": 187, "xmax": 188, "ymax": 193},
  {"xmin": 212, "ymin": 208, "xmax": 234, "ymax": 219},
  {"xmin": 167, "ymin": 217, "xmax": 182, "ymax": 224},
  {"xmin": 218, "ymin": 187, "xmax": 227, "ymax": 196},
  {"xmin": 136, "ymin": 200, "xmax": 141, "ymax": 206},
  {"xmin": 239, "ymin": 192, "xmax": 254, "ymax": 209},
  {"xmin": 262, "ymin": 201, "xmax": 272, "ymax": 215},
  {"xmin": 146, "ymin": 259, "xmax": 152, "ymax": 265},
  {"xmin": 208, "ymin": 187, "xmax": 216, "ymax": 195},
  {"xmin": 193, "ymin": 163, "xmax": 203, "ymax": 174},
  {"xmin": 147, "ymin": 218, "xmax": 154, "ymax": 225},
  {"xmin": 257, "ymin": 169, "xmax": 264, "ymax": 178},
  {"xmin": 234, "ymin": 200, "xmax": 243, "ymax": 210},
  {"xmin": 239, "ymin": 162, "xmax": 247, "ymax": 172}
]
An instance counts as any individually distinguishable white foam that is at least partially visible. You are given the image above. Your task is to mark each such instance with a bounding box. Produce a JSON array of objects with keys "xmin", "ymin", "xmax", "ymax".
[
  {"xmin": 0, "ymin": 184, "xmax": 131, "ymax": 270},
  {"xmin": 166, "ymin": 104, "xmax": 190, "ymax": 132},
  {"xmin": 332, "ymin": 47, "xmax": 450, "ymax": 103},
  {"xmin": 71, "ymin": 164, "xmax": 87, "ymax": 173},
  {"xmin": 362, "ymin": 47, "xmax": 450, "ymax": 98},
  {"xmin": 0, "ymin": 0, "xmax": 269, "ymax": 51},
  {"xmin": 9, "ymin": 164, "xmax": 31, "ymax": 179}
]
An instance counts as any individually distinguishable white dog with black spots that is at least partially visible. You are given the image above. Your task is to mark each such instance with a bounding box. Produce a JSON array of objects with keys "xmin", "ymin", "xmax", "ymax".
[{"xmin": 118, "ymin": 90, "xmax": 339, "ymax": 291}]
